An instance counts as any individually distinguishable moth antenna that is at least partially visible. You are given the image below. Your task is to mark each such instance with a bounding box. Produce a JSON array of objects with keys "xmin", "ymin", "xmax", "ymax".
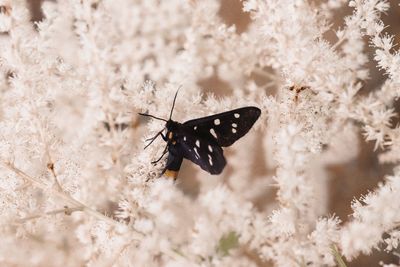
[
  {"xmin": 169, "ymin": 86, "xmax": 182, "ymax": 120},
  {"xmin": 138, "ymin": 113, "xmax": 167, "ymax": 122}
]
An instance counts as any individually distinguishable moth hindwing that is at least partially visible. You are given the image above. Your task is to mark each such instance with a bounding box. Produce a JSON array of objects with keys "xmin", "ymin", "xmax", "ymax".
[{"xmin": 139, "ymin": 90, "xmax": 261, "ymax": 179}]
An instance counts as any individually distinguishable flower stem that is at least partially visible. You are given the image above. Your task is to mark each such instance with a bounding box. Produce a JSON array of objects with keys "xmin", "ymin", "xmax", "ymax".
[
  {"xmin": 331, "ymin": 244, "xmax": 348, "ymax": 267},
  {"xmin": 15, "ymin": 206, "xmax": 83, "ymax": 223},
  {"xmin": 1, "ymin": 161, "xmax": 143, "ymax": 239}
]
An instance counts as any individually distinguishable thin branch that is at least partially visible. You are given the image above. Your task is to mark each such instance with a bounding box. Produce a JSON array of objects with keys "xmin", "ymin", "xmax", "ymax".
[
  {"xmin": 106, "ymin": 242, "xmax": 132, "ymax": 267},
  {"xmin": 15, "ymin": 206, "xmax": 83, "ymax": 224},
  {"xmin": 2, "ymin": 161, "xmax": 190, "ymax": 262},
  {"xmin": 252, "ymin": 68, "xmax": 278, "ymax": 81},
  {"xmin": 47, "ymin": 161, "xmax": 63, "ymax": 192},
  {"xmin": 31, "ymin": 114, "xmax": 63, "ymax": 191},
  {"xmin": 260, "ymin": 81, "xmax": 276, "ymax": 90},
  {"xmin": 1, "ymin": 161, "xmax": 143, "ymax": 240},
  {"xmin": 331, "ymin": 245, "xmax": 348, "ymax": 267},
  {"xmin": 331, "ymin": 35, "xmax": 347, "ymax": 51}
]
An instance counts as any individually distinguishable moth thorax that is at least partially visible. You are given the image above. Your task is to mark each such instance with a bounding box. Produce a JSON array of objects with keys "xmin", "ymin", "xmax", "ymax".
[{"xmin": 168, "ymin": 131, "xmax": 177, "ymax": 145}]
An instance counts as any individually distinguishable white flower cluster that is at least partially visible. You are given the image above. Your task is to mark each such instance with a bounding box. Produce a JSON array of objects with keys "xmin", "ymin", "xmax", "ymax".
[{"xmin": 0, "ymin": 0, "xmax": 400, "ymax": 266}]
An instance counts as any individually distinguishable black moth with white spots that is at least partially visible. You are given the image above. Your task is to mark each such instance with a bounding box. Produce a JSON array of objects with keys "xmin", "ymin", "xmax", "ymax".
[{"xmin": 139, "ymin": 91, "xmax": 261, "ymax": 179}]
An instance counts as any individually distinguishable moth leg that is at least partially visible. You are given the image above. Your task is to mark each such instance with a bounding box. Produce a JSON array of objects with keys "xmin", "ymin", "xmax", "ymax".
[
  {"xmin": 151, "ymin": 144, "xmax": 169, "ymax": 164},
  {"xmin": 161, "ymin": 132, "xmax": 167, "ymax": 141},
  {"xmin": 162, "ymin": 152, "xmax": 183, "ymax": 180},
  {"xmin": 145, "ymin": 130, "xmax": 162, "ymax": 141},
  {"xmin": 144, "ymin": 129, "xmax": 164, "ymax": 149}
]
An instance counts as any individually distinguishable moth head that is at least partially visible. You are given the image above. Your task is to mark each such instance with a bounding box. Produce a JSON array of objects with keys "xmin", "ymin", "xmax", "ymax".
[
  {"xmin": 165, "ymin": 119, "xmax": 179, "ymax": 130},
  {"xmin": 138, "ymin": 88, "xmax": 181, "ymax": 149}
]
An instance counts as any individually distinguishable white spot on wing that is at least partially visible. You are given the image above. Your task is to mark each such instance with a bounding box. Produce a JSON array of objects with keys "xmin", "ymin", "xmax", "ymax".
[
  {"xmin": 210, "ymin": 128, "xmax": 217, "ymax": 138},
  {"xmin": 232, "ymin": 123, "xmax": 237, "ymax": 128},
  {"xmin": 194, "ymin": 126, "xmax": 197, "ymax": 130},
  {"xmin": 234, "ymin": 113, "xmax": 240, "ymax": 118},
  {"xmin": 194, "ymin": 147, "xmax": 200, "ymax": 158},
  {"xmin": 208, "ymin": 154, "xmax": 213, "ymax": 166},
  {"xmin": 184, "ymin": 136, "xmax": 187, "ymax": 141},
  {"xmin": 208, "ymin": 145, "xmax": 213, "ymax": 152},
  {"xmin": 232, "ymin": 128, "xmax": 237, "ymax": 133},
  {"xmin": 196, "ymin": 140, "xmax": 200, "ymax": 147},
  {"xmin": 214, "ymin": 119, "xmax": 220, "ymax": 125}
]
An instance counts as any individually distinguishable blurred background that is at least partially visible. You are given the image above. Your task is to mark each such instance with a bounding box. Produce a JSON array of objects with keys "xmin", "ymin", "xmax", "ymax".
[{"xmin": 23, "ymin": 0, "xmax": 400, "ymax": 266}]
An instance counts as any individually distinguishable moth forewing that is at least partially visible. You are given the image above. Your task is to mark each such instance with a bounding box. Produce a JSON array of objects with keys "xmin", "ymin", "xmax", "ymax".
[{"xmin": 183, "ymin": 106, "xmax": 261, "ymax": 147}]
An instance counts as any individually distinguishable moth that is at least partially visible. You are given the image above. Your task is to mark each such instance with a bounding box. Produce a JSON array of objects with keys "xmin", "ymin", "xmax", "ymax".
[{"xmin": 139, "ymin": 91, "xmax": 261, "ymax": 180}]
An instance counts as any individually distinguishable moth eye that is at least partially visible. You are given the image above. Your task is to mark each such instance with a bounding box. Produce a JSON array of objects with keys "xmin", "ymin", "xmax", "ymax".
[
  {"xmin": 232, "ymin": 128, "xmax": 237, "ymax": 133},
  {"xmin": 208, "ymin": 154, "xmax": 213, "ymax": 166},
  {"xmin": 232, "ymin": 123, "xmax": 237, "ymax": 128},
  {"xmin": 234, "ymin": 113, "xmax": 240, "ymax": 118},
  {"xmin": 208, "ymin": 145, "xmax": 213, "ymax": 152},
  {"xmin": 214, "ymin": 119, "xmax": 220, "ymax": 125},
  {"xmin": 196, "ymin": 140, "xmax": 200, "ymax": 147},
  {"xmin": 210, "ymin": 128, "xmax": 217, "ymax": 138}
]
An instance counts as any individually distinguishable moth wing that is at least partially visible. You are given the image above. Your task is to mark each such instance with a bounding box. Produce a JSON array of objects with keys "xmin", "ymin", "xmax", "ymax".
[
  {"xmin": 183, "ymin": 106, "xmax": 261, "ymax": 147},
  {"xmin": 177, "ymin": 133, "xmax": 226, "ymax": 175}
]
